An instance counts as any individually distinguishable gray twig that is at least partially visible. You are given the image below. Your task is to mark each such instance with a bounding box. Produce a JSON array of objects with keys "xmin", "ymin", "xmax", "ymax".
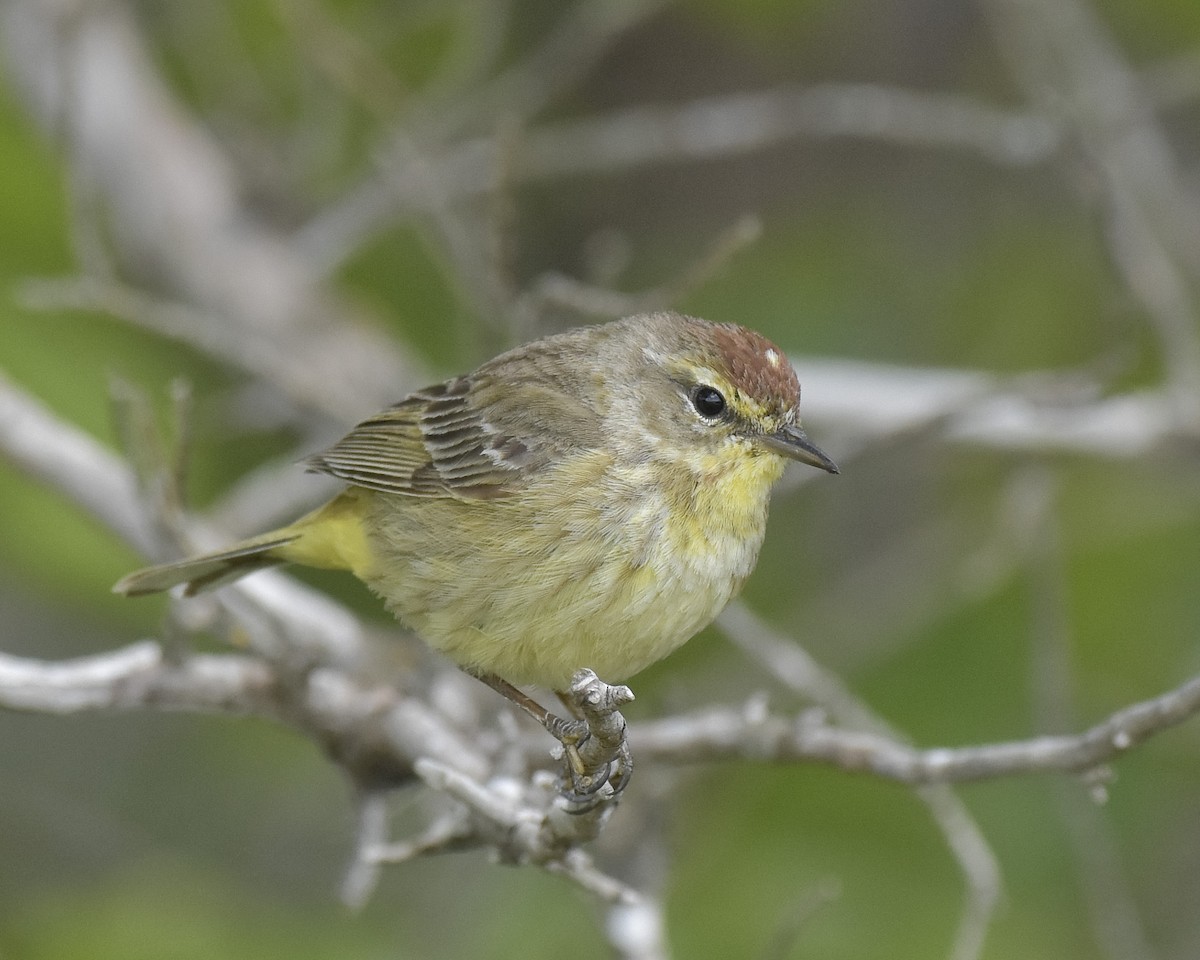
[{"xmin": 632, "ymin": 673, "xmax": 1200, "ymax": 783}]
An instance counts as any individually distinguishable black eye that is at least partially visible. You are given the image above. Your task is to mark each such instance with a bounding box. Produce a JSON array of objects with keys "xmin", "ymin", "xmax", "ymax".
[{"xmin": 690, "ymin": 384, "xmax": 726, "ymax": 419}]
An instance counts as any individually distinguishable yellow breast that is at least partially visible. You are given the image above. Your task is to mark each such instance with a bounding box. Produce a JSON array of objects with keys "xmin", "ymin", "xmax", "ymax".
[{"xmin": 357, "ymin": 444, "xmax": 784, "ymax": 689}]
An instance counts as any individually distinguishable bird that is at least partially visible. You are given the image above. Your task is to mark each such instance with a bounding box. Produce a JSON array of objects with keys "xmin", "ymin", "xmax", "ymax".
[{"xmin": 115, "ymin": 311, "xmax": 837, "ymax": 761}]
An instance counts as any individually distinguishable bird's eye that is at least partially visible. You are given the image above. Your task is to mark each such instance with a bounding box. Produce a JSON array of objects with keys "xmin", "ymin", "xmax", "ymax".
[{"xmin": 690, "ymin": 384, "xmax": 727, "ymax": 419}]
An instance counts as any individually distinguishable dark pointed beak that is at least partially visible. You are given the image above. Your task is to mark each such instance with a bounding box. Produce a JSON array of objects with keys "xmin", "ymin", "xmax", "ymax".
[{"xmin": 758, "ymin": 425, "xmax": 839, "ymax": 474}]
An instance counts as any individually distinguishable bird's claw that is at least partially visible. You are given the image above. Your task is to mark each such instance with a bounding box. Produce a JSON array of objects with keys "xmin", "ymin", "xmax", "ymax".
[
  {"xmin": 561, "ymin": 758, "xmax": 612, "ymax": 806},
  {"xmin": 556, "ymin": 726, "xmax": 633, "ymax": 810},
  {"xmin": 481, "ymin": 668, "xmax": 633, "ymax": 805}
]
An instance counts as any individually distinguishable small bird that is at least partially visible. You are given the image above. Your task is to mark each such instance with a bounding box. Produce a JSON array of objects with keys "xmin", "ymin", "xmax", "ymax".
[{"xmin": 116, "ymin": 312, "xmax": 836, "ymax": 727}]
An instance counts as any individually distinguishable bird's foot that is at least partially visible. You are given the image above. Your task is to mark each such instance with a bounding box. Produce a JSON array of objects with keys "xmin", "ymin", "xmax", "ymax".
[
  {"xmin": 468, "ymin": 668, "xmax": 635, "ymax": 805},
  {"xmin": 552, "ymin": 669, "xmax": 635, "ymax": 807}
]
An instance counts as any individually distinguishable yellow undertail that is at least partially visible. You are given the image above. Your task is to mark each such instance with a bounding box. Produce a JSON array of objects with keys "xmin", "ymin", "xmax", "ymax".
[{"xmin": 112, "ymin": 489, "xmax": 375, "ymax": 597}]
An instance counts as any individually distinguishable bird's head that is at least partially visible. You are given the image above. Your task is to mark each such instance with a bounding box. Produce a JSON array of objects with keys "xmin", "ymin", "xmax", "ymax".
[{"xmin": 624, "ymin": 312, "xmax": 839, "ymax": 477}]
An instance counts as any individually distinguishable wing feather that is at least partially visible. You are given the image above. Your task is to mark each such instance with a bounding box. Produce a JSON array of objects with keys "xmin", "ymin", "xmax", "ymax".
[{"xmin": 304, "ymin": 374, "xmax": 535, "ymax": 499}]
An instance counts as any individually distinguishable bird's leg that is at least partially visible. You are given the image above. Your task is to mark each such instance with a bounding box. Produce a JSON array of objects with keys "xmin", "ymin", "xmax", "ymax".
[
  {"xmin": 543, "ymin": 689, "xmax": 595, "ymax": 783},
  {"xmin": 469, "ymin": 671, "xmax": 588, "ymax": 742},
  {"xmin": 468, "ymin": 671, "xmax": 593, "ymax": 795}
]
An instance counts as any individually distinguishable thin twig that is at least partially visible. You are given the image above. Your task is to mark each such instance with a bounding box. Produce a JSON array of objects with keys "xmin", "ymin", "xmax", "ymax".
[
  {"xmin": 340, "ymin": 790, "xmax": 394, "ymax": 910},
  {"xmin": 0, "ymin": 642, "xmax": 488, "ymax": 783},
  {"xmin": 632, "ymin": 672, "xmax": 1200, "ymax": 783},
  {"xmin": 270, "ymin": 0, "xmax": 408, "ymax": 120},
  {"xmin": 1021, "ymin": 469, "xmax": 1157, "ymax": 960},
  {"xmin": 430, "ymin": 0, "xmax": 669, "ymax": 138},
  {"xmin": 793, "ymin": 357, "xmax": 1184, "ymax": 460},
  {"xmin": 412, "ymin": 758, "xmax": 634, "ymax": 896},
  {"xmin": 985, "ymin": 0, "xmax": 1200, "ymax": 426},
  {"xmin": 8, "ymin": 636, "xmax": 1199, "ymax": 790},
  {"xmin": 761, "ymin": 880, "xmax": 842, "ymax": 960},
  {"xmin": 3, "ymin": 0, "xmax": 422, "ymax": 415},
  {"xmin": 719, "ymin": 602, "xmax": 1000, "ymax": 960},
  {"xmin": 0, "ymin": 368, "xmax": 157, "ymax": 555},
  {"xmin": 18, "ymin": 275, "xmax": 408, "ymax": 422},
  {"xmin": 516, "ymin": 214, "xmax": 762, "ymax": 325},
  {"xmin": 0, "ymin": 371, "xmax": 367, "ymax": 668},
  {"xmin": 299, "ymin": 83, "xmax": 1062, "ymax": 274},
  {"xmin": 0, "ymin": 642, "xmax": 271, "ymax": 715},
  {"xmin": 367, "ymin": 814, "xmax": 474, "ymax": 865}
]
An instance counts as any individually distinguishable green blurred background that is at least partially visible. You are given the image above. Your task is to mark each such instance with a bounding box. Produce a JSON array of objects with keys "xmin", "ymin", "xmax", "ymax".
[{"xmin": 2, "ymin": 0, "xmax": 1200, "ymax": 957}]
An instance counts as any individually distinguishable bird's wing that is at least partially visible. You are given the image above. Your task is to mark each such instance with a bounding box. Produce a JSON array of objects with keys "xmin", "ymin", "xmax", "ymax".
[{"xmin": 304, "ymin": 376, "xmax": 537, "ymax": 500}]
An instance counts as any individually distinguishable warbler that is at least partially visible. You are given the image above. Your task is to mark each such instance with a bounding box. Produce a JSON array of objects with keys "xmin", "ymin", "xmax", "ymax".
[{"xmin": 116, "ymin": 312, "xmax": 837, "ymax": 701}]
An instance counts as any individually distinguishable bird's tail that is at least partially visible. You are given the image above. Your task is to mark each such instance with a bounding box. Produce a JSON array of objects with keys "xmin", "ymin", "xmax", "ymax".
[
  {"xmin": 113, "ymin": 532, "xmax": 301, "ymax": 597},
  {"xmin": 113, "ymin": 490, "xmax": 373, "ymax": 597}
]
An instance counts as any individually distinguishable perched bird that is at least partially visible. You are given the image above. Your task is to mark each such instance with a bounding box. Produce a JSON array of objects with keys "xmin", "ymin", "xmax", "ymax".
[{"xmin": 116, "ymin": 312, "xmax": 836, "ymax": 728}]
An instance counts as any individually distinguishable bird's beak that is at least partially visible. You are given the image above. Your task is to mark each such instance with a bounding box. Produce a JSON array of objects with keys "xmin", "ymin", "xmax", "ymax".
[{"xmin": 758, "ymin": 424, "xmax": 839, "ymax": 474}]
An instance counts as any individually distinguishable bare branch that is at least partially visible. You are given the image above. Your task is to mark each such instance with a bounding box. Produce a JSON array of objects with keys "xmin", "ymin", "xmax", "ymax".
[
  {"xmin": 984, "ymin": 0, "xmax": 1200, "ymax": 424},
  {"xmin": 0, "ymin": 642, "xmax": 271, "ymax": 716},
  {"xmin": 301, "ymin": 84, "xmax": 1062, "ymax": 274},
  {"xmin": 8, "ymin": 630, "xmax": 1197, "ymax": 814},
  {"xmin": 543, "ymin": 849, "xmax": 645, "ymax": 906},
  {"xmin": 18, "ymin": 275, "xmax": 394, "ymax": 423},
  {"xmin": 761, "ymin": 881, "xmax": 842, "ymax": 960},
  {"xmin": 413, "ymin": 759, "xmax": 638, "ymax": 901},
  {"xmin": 794, "ymin": 358, "xmax": 1187, "ymax": 460},
  {"xmin": 0, "ymin": 368, "xmax": 157, "ymax": 554},
  {"xmin": 516, "ymin": 215, "xmax": 763, "ymax": 324},
  {"xmin": 0, "ymin": 371, "xmax": 367, "ymax": 668},
  {"xmin": 0, "ymin": 599, "xmax": 643, "ymax": 915},
  {"xmin": 431, "ymin": 0, "xmax": 669, "ymax": 137},
  {"xmin": 374, "ymin": 132, "xmax": 515, "ymax": 338},
  {"xmin": 368, "ymin": 813, "xmax": 474, "ymax": 866},
  {"xmin": 632, "ymin": 669, "xmax": 1200, "ymax": 783},
  {"xmin": 1, "ymin": 0, "xmax": 423, "ymax": 416},
  {"xmin": 340, "ymin": 790, "xmax": 393, "ymax": 910},
  {"xmin": 269, "ymin": 0, "xmax": 408, "ymax": 120},
  {"xmin": 0, "ymin": 641, "xmax": 487, "ymax": 783},
  {"xmin": 517, "ymin": 83, "xmax": 1062, "ymax": 178}
]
